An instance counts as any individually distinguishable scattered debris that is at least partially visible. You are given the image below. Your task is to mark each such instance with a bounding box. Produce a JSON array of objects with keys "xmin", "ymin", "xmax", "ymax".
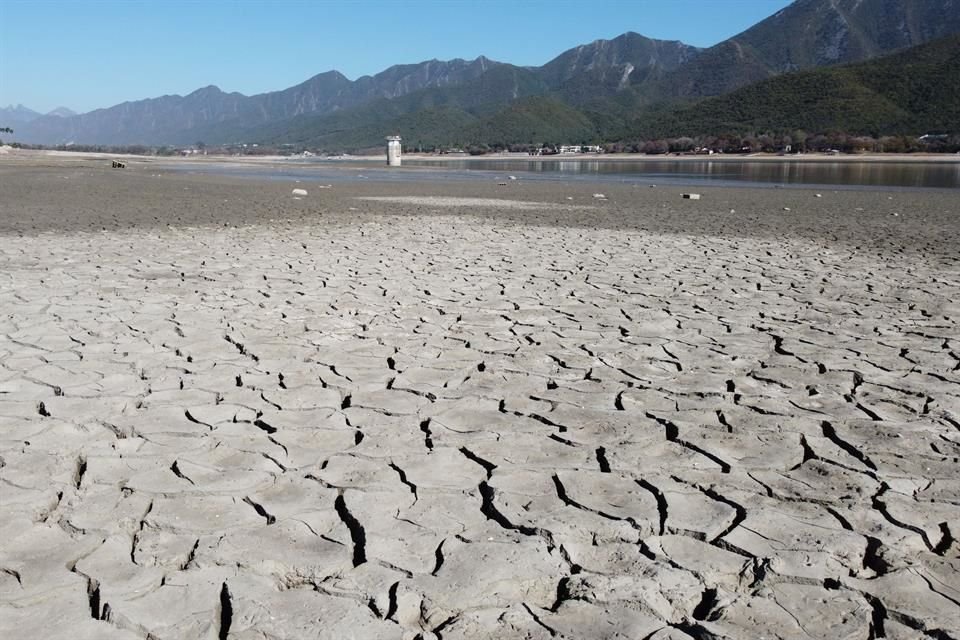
[
  {"xmin": 681, "ymin": 193, "xmax": 701, "ymax": 200},
  {"xmin": 592, "ymin": 193, "xmax": 607, "ymax": 200},
  {"xmin": 292, "ymin": 188, "xmax": 308, "ymax": 197}
]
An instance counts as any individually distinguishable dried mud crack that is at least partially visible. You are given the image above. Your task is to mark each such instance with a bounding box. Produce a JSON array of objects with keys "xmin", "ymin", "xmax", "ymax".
[{"xmin": 1, "ymin": 166, "xmax": 958, "ymax": 639}]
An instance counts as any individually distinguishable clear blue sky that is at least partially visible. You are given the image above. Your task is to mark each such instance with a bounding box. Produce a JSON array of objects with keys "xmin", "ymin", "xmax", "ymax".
[{"xmin": 0, "ymin": 0, "xmax": 792, "ymax": 114}]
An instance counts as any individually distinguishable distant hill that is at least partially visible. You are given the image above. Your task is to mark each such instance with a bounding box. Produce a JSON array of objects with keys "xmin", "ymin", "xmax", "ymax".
[
  {"xmin": 46, "ymin": 107, "xmax": 76, "ymax": 118},
  {"xmin": 0, "ymin": 104, "xmax": 42, "ymax": 126},
  {"xmin": 285, "ymin": 97, "xmax": 601, "ymax": 151},
  {"xmin": 472, "ymin": 97, "xmax": 600, "ymax": 146},
  {"xmin": 537, "ymin": 32, "xmax": 701, "ymax": 103},
  {"xmin": 624, "ymin": 32, "xmax": 960, "ymax": 139},
  {"xmin": 185, "ymin": 64, "xmax": 551, "ymax": 149},
  {"xmin": 15, "ymin": 57, "xmax": 504, "ymax": 146}
]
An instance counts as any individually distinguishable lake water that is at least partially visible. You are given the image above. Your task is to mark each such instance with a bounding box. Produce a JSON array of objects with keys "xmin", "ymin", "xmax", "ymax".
[
  {"xmin": 403, "ymin": 158, "xmax": 960, "ymax": 189},
  {"xmin": 169, "ymin": 157, "xmax": 960, "ymax": 190}
]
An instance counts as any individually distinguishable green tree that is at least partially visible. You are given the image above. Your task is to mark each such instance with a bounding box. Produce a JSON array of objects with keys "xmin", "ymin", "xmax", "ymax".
[{"xmin": 792, "ymin": 129, "xmax": 807, "ymax": 152}]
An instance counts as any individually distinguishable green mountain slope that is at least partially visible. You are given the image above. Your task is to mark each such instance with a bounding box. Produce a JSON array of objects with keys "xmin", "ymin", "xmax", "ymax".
[
  {"xmin": 292, "ymin": 107, "xmax": 481, "ymax": 150},
  {"xmin": 219, "ymin": 64, "xmax": 550, "ymax": 149},
  {"xmin": 256, "ymin": 98, "xmax": 600, "ymax": 152},
  {"xmin": 469, "ymin": 97, "xmax": 600, "ymax": 146},
  {"xmin": 624, "ymin": 32, "xmax": 960, "ymax": 139},
  {"xmin": 642, "ymin": 0, "xmax": 960, "ymax": 100}
]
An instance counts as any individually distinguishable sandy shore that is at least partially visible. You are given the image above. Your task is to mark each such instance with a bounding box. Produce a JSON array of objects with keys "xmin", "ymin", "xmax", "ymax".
[{"xmin": 1, "ymin": 157, "xmax": 958, "ymax": 639}]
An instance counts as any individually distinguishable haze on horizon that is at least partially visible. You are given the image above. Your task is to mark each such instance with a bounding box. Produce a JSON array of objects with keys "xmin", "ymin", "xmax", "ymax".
[{"xmin": 0, "ymin": 0, "xmax": 791, "ymax": 114}]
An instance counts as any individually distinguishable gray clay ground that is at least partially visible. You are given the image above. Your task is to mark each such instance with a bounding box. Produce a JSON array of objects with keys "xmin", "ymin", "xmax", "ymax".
[{"xmin": 1, "ymin": 160, "xmax": 959, "ymax": 639}]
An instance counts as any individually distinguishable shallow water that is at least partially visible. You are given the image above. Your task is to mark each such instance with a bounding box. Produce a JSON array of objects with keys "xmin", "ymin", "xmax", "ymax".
[
  {"xmin": 167, "ymin": 157, "xmax": 960, "ymax": 190},
  {"xmin": 404, "ymin": 158, "xmax": 960, "ymax": 189}
]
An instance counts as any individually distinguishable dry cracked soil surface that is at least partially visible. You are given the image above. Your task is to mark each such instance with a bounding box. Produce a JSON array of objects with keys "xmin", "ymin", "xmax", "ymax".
[{"xmin": 1, "ymin": 157, "xmax": 959, "ymax": 639}]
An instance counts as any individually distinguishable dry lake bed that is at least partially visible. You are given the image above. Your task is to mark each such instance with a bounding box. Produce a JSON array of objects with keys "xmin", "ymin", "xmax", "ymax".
[{"xmin": 1, "ymin": 155, "xmax": 959, "ymax": 639}]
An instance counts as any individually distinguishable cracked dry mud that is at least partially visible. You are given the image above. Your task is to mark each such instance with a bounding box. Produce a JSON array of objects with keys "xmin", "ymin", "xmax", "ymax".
[{"xmin": 1, "ymin": 163, "xmax": 959, "ymax": 639}]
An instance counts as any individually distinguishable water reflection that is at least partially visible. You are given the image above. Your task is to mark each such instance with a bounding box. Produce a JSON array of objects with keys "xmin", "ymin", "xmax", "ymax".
[
  {"xmin": 404, "ymin": 158, "xmax": 960, "ymax": 189},
  {"xmin": 169, "ymin": 156, "xmax": 960, "ymax": 189}
]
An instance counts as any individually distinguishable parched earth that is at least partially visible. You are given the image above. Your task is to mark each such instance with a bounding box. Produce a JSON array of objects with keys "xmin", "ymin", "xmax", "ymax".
[{"xmin": 1, "ymin": 164, "xmax": 959, "ymax": 639}]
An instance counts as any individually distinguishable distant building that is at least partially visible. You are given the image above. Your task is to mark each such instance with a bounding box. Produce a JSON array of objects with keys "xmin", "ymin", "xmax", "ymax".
[{"xmin": 559, "ymin": 145, "xmax": 602, "ymax": 154}]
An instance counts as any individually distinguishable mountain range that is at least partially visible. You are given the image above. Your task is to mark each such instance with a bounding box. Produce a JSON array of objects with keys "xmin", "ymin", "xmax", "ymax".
[
  {"xmin": 0, "ymin": 104, "xmax": 76, "ymax": 126},
  {"xmin": 7, "ymin": 0, "xmax": 960, "ymax": 149}
]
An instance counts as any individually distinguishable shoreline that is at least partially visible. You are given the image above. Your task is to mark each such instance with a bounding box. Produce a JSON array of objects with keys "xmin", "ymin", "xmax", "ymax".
[
  {"xmin": 2, "ymin": 153, "xmax": 958, "ymax": 241},
  {"xmin": 5, "ymin": 147, "xmax": 960, "ymax": 165},
  {"xmin": 403, "ymin": 151, "xmax": 960, "ymax": 164}
]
